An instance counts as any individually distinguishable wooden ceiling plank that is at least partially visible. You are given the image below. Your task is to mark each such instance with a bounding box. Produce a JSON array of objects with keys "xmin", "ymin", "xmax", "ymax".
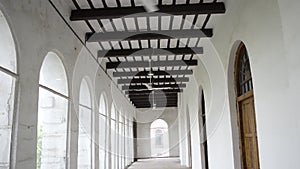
[
  {"xmin": 70, "ymin": 2, "xmax": 226, "ymax": 21},
  {"xmin": 107, "ymin": 60, "xmax": 197, "ymax": 69}
]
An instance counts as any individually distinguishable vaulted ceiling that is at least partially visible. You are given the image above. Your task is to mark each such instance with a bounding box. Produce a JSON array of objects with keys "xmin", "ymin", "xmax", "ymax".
[{"xmin": 70, "ymin": 0, "xmax": 226, "ymax": 108}]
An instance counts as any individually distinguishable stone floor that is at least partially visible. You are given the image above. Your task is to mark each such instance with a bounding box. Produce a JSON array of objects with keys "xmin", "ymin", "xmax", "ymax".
[{"xmin": 128, "ymin": 158, "xmax": 191, "ymax": 169}]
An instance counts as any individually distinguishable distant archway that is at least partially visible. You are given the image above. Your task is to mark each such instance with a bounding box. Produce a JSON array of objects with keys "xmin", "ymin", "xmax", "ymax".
[{"xmin": 150, "ymin": 119, "xmax": 169, "ymax": 157}]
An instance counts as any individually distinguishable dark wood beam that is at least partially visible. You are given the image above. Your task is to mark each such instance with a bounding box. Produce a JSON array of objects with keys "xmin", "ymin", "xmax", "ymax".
[
  {"xmin": 134, "ymin": 103, "xmax": 177, "ymax": 108},
  {"xmin": 132, "ymin": 100, "xmax": 178, "ymax": 104},
  {"xmin": 107, "ymin": 60, "xmax": 197, "ymax": 69},
  {"xmin": 99, "ymin": 47, "xmax": 203, "ymax": 58},
  {"xmin": 114, "ymin": 70, "xmax": 193, "ymax": 77},
  {"xmin": 132, "ymin": 102, "xmax": 178, "ymax": 107},
  {"xmin": 122, "ymin": 84, "xmax": 186, "ymax": 90},
  {"xmin": 130, "ymin": 95, "xmax": 177, "ymax": 99},
  {"xmin": 133, "ymin": 101, "xmax": 177, "ymax": 105},
  {"xmin": 70, "ymin": 3, "xmax": 226, "ymax": 21},
  {"xmin": 126, "ymin": 89, "xmax": 183, "ymax": 95},
  {"xmin": 118, "ymin": 77, "xmax": 189, "ymax": 84},
  {"xmin": 129, "ymin": 93, "xmax": 177, "ymax": 98},
  {"xmin": 135, "ymin": 105, "xmax": 177, "ymax": 108},
  {"xmin": 86, "ymin": 29, "xmax": 213, "ymax": 42},
  {"xmin": 130, "ymin": 97, "xmax": 178, "ymax": 102}
]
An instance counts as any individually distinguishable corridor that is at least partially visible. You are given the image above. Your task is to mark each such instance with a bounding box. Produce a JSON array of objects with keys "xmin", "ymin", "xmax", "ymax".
[
  {"xmin": 128, "ymin": 158, "xmax": 191, "ymax": 169},
  {"xmin": 1, "ymin": 0, "xmax": 300, "ymax": 169}
]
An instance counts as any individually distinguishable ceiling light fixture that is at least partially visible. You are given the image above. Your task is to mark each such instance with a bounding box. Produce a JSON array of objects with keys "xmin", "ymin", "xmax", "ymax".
[{"xmin": 140, "ymin": 0, "xmax": 159, "ymax": 13}]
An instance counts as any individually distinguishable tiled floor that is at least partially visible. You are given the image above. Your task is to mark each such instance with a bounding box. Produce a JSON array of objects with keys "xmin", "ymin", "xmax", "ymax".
[{"xmin": 128, "ymin": 158, "xmax": 191, "ymax": 169}]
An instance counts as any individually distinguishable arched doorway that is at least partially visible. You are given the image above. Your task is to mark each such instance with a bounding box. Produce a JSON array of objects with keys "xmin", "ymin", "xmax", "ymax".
[
  {"xmin": 199, "ymin": 90, "xmax": 209, "ymax": 169},
  {"xmin": 235, "ymin": 42, "xmax": 260, "ymax": 169},
  {"xmin": 150, "ymin": 119, "xmax": 169, "ymax": 157}
]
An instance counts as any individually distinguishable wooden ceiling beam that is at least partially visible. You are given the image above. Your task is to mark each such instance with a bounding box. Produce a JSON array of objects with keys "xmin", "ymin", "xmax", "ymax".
[
  {"xmin": 129, "ymin": 93, "xmax": 177, "ymax": 98},
  {"xmin": 122, "ymin": 84, "xmax": 186, "ymax": 90},
  {"xmin": 107, "ymin": 60, "xmax": 197, "ymax": 69},
  {"xmin": 118, "ymin": 77, "xmax": 189, "ymax": 84},
  {"xmin": 99, "ymin": 47, "xmax": 203, "ymax": 58},
  {"xmin": 130, "ymin": 97, "xmax": 178, "ymax": 102},
  {"xmin": 70, "ymin": 2, "xmax": 225, "ymax": 21},
  {"xmin": 135, "ymin": 105, "xmax": 177, "ymax": 109},
  {"xmin": 132, "ymin": 100, "xmax": 177, "ymax": 104},
  {"xmin": 86, "ymin": 29, "xmax": 212, "ymax": 42},
  {"xmin": 126, "ymin": 89, "xmax": 183, "ymax": 95},
  {"xmin": 114, "ymin": 70, "xmax": 193, "ymax": 77}
]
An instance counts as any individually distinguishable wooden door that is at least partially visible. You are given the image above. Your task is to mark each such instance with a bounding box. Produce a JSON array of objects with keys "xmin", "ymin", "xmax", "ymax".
[
  {"xmin": 238, "ymin": 91, "xmax": 260, "ymax": 169},
  {"xmin": 235, "ymin": 43, "xmax": 260, "ymax": 169}
]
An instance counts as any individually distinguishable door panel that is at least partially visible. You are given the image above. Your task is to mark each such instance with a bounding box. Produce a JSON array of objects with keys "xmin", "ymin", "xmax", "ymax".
[{"xmin": 238, "ymin": 94, "xmax": 260, "ymax": 169}]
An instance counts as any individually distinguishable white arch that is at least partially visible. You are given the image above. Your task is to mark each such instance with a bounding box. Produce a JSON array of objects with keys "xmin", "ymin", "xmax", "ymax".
[
  {"xmin": 111, "ymin": 103, "xmax": 116, "ymax": 120},
  {"xmin": 79, "ymin": 78, "xmax": 91, "ymax": 107},
  {"xmin": 151, "ymin": 119, "xmax": 168, "ymax": 129},
  {"xmin": 99, "ymin": 92, "xmax": 107, "ymax": 115},
  {"xmin": 0, "ymin": 9, "xmax": 17, "ymax": 169},
  {"xmin": 99, "ymin": 92, "xmax": 108, "ymax": 169},
  {"xmin": 37, "ymin": 51, "xmax": 68, "ymax": 169},
  {"xmin": 39, "ymin": 51, "xmax": 68, "ymax": 96},
  {"xmin": 77, "ymin": 78, "xmax": 93, "ymax": 169},
  {"xmin": 0, "ymin": 10, "xmax": 16, "ymax": 73},
  {"xmin": 150, "ymin": 119, "xmax": 170, "ymax": 157}
]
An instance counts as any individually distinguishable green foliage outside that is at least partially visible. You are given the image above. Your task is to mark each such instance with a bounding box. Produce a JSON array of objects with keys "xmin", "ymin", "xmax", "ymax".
[{"xmin": 37, "ymin": 126, "xmax": 43, "ymax": 169}]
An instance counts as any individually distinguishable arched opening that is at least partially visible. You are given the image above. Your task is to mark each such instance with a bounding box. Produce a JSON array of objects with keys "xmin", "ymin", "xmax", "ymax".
[
  {"xmin": 118, "ymin": 111, "xmax": 125, "ymax": 169},
  {"xmin": 99, "ymin": 93, "xmax": 107, "ymax": 169},
  {"xmin": 234, "ymin": 42, "xmax": 260, "ymax": 169},
  {"xmin": 150, "ymin": 119, "xmax": 169, "ymax": 157},
  {"xmin": 110, "ymin": 103, "xmax": 117, "ymax": 169},
  {"xmin": 0, "ymin": 10, "xmax": 17, "ymax": 169},
  {"xmin": 77, "ymin": 78, "xmax": 92, "ymax": 169},
  {"xmin": 198, "ymin": 89, "xmax": 209, "ymax": 169},
  {"xmin": 37, "ymin": 52, "xmax": 68, "ymax": 169},
  {"xmin": 186, "ymin": 107, "xmax": 192, "ymax": 167}
]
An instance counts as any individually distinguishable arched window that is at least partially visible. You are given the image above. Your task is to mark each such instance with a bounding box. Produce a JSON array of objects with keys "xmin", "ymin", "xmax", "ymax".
[
  {"xmin": 37, "ymin": 52, "xmax": 68, "ymax": 169},
  {"xmin": 110, "ymin": 104, "xmax": 117, "ymax": 169},
  {"xmin": 235, "ymin": 42, "xmax": 260, "ymax": 169},
  {"xmin": 0, "ymin": 10, "xmax": 17, "ymax": 169},
  {"xmin": 236, "ymin": 44, "xmax": 253, "ymax": 96},
  {"xmin": 155, "ymin": 130, "xmax": 163, "ymax": 147},
  {"xmin": 198, "ymin": 90, "xmax": 209, "ymax": 169},
  {"xmin": 150, "ymin": 119, "xmax": 169, "ymax": 157},
  {"xmin": 77, "ymin": 79, "xmax": 92, "ymax": 169},
  {"xmin": 99, "ymin": 94, "xmax": 107, "ymax": 169}
]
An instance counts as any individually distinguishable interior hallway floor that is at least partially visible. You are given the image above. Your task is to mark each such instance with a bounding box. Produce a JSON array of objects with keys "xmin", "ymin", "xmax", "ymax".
[{"xmin": 128, "ymin": 158, "xmax": 191, "ymax": 169}]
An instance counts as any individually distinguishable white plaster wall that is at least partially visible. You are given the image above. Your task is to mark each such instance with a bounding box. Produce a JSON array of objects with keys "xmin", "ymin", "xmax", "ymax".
[
  {"xmin": 135, "ymin": 108, "xmax": 179, "ymax": 158},
  {"xmin": 180, "ymin": 1, "xmax": 300, "ymax": 169},
  {"xmin": 1, "ymin": 0, "xmax": 300, "ymax": 169},
  {"xmin": 0, "ymin": 1, "xmax": 135, "ymax": 169}
]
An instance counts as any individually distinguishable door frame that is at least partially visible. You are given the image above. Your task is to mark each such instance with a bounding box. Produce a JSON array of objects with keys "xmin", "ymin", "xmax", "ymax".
[{"xmin": 234, "ymin": 42, "xmax": 260, "ymax": 169}]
